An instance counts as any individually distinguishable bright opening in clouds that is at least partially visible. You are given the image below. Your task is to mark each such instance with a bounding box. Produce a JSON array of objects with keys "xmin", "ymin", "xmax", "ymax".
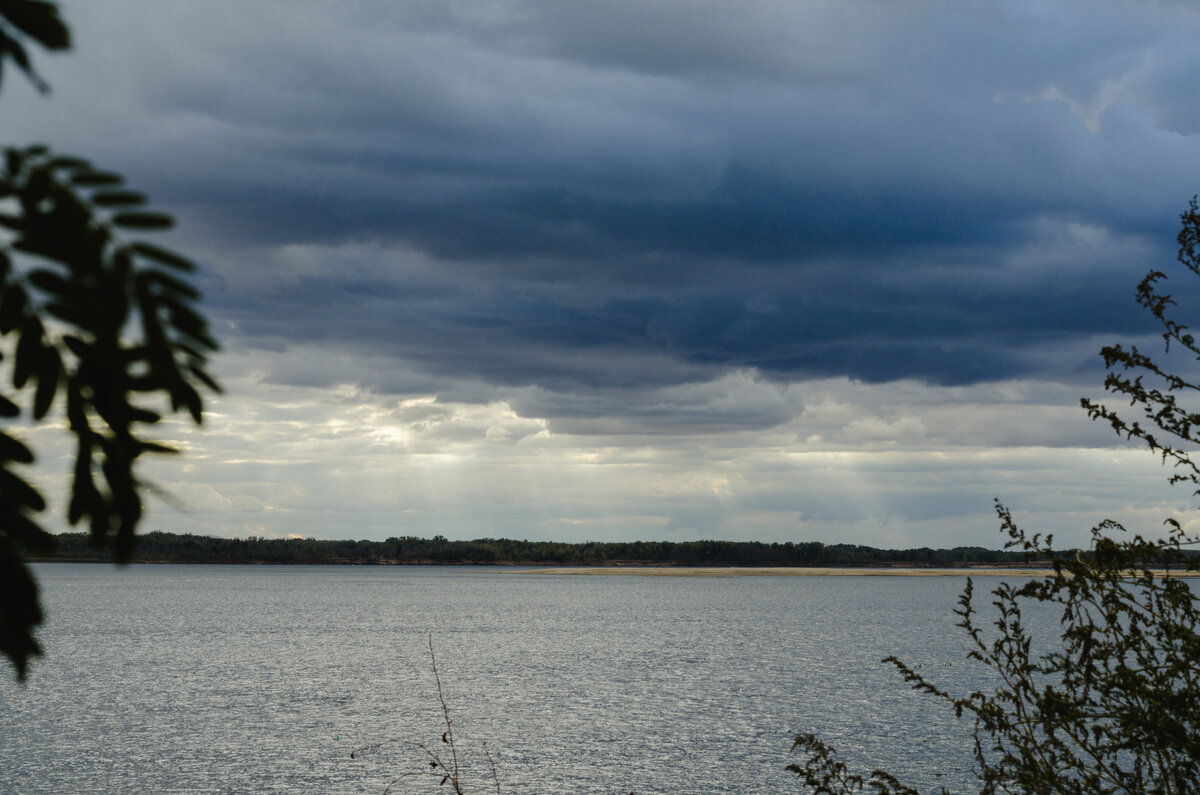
[{"xmin": 14, "ymin": 0, "xmax": 1200, "ymax": 547}]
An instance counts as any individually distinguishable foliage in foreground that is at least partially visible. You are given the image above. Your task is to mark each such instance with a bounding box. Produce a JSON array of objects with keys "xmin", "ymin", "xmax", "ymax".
[
  {"xmin": 0, "ymin": 1, "xmax": 218, "ymax": 678},
  {"xmin": 793, "ymin": 504, "xmax": 1200, "ymax": 794},
  {"xmin": 791, "ymin": 203, "xmax": 1200, "ymax": 793}
]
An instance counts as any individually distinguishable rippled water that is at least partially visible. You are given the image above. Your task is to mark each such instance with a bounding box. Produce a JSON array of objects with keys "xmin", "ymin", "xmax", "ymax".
[{"xmin": 2, "ymin": 564, "xmax": 1000, "ymax": 793}]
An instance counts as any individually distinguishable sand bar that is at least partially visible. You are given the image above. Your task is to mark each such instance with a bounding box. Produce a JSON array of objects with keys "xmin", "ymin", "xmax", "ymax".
[
  {"xmin": 516, "ymin": 566, "xmax": 1200, "ymax": 578},
  {"xmin": 519, "ymin": 566, "xmax": 1050, "ymax": 577}
]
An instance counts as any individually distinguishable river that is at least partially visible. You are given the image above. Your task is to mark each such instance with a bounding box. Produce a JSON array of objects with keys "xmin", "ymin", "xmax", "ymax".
[{"xmin": 1, "ymin": 564, "xmax": 1002, "ymax": 792}]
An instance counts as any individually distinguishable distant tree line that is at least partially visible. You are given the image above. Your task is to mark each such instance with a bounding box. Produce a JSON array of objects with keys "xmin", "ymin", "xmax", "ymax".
[{"xmin": 33, "ymin": 530, "xmax": 1052, "ymax": 567}]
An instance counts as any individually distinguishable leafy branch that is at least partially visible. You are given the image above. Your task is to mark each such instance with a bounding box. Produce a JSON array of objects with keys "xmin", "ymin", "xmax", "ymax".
[
  {"xmin": 1081, "ymin": 198, "xmax": 1200, "ymax": 492},
  {"xmin": 0, "ymin": 0, "xmax": 220, "ymax": 680},
  {"xmin": 0, "ymin": 145, "xmax": 219, "ymax": 678}
]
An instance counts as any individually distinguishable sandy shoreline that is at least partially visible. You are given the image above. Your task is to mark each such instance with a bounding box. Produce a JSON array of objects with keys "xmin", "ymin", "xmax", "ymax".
[
  {"xmin": 517, "ymin": 566, "xmax": 1056, "ymax": 577},
  {"xmin": 516, "ymin": 566, "xmax": 1200, "ymax": 578}
]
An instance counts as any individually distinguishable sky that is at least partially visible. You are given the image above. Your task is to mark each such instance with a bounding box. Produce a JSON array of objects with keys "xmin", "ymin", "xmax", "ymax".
[{"xmin": 7, "ymin": 0, "xmax": 1200, "ymax": 549}]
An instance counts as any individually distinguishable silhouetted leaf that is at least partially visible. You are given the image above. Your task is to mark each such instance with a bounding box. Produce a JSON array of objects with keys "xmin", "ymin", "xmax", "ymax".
[
  {"xmin": 0, "ymin": 539, "xmax": 44, "ymax": 680},
  {"xmin": 161, "ymin": 298, "xmax": 216, "ymax": 349},
  {"xmin": 0, "ymin": 462, "xmax": 43, "ymax": 507},
  {"xmin": 111, "ymin": 211, "xmax": 173, "ymax": 230},
  {"xmin": 31, "ymin": 345, "xmax": 58, "ymax": 419},
  {"xmin": 43, "ymin": 300, "xmax": 80, "ymax": 325},
  {"xmin": 11, "ymin": 318, "xmax": 42, "ymax": 388},
  {"xmin": 67, "ymin": 446, "xmax": 95, "ymax": 525},
  {"xmin": 68, "ymin": 171, "xmax": 121, "ymax": 187},
  {"xmin": 0, "ymin": 282, "xmax": 28, "ymax": 333},
  {"xmin": 0, "ymin": 431, "xmax": 32, "ymax": 463},
  {"xmin": 172, "ymin": 381, "xmax": 203, "ymax": 424},
  {"xmin": 129, "ymin": 242, "xmax": 195, "ymax": 272},
  {"xmin": 127, "ymin": 405, "xmax": 161, "ymax": 424},
  {"xmin": 61, "ymin": 334, "xmax": 88, "ymax": 358},
  {"xmin": 89, "ymin": 190, "xmax": 145, "ymax": 207},
  {"xmin": 0, "ymin": 28, "xmax": 39, "ymax": 90},
  {"xmin": 26, "ymin": 268, "xmax": 68, "ymax": 296},
  {"xmin": 0, "ymin": 394, "xmax": 19, "ymax": 417},
  {"xmin": 187, "ymin": 363, "xmax": 220, "ymax": 393},
  {"xmin": 0, "ymin": 1, "xmax": 71, "ymax": 50},
  {"xmin": 11, "ymin": 238, "xmax": 63, "ymax": 261},
  {"xmin": 140, "ymin": 268, "xmax": 200, "ymax": 301},
  {"xmin": 3, "ymin": 148, "xmax": 20, "ymax": 174},
  {"xmin": 45, "ymin": 155, "xmax": 87, "ymax": 171}
]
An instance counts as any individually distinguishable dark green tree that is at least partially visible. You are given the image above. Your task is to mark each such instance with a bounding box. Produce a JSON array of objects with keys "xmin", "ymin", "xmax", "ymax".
[
  {"xmin": 0, "ymin": 1, "xmax": 218, "ymax": 678},
  {"xmin": 789, "ymin": 205, "xmax": 1200, "ymax": 793}
]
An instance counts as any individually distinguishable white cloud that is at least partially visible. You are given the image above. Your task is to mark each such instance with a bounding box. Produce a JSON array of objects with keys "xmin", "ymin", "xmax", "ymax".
[{"xmin": 109, "ymin": 356, "xmax": 1185, "ymax": 550}]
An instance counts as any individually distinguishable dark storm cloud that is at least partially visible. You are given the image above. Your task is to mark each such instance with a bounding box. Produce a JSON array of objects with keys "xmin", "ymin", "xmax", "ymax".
[{"xmin": 14, "ymin": 0, "xmax": 1200, "ymax": 409}]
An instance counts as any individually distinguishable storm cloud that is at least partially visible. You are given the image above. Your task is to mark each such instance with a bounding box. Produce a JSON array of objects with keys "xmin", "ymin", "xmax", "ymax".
[{"xmin": 10, "ymin": 0, "xmax": 1200, "ymax": 544}]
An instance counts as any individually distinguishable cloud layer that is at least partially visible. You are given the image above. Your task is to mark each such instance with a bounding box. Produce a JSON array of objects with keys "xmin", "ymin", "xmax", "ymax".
[{"xmin": 10, "ymin": 0, "xmax": 1200, "ymax": 544}]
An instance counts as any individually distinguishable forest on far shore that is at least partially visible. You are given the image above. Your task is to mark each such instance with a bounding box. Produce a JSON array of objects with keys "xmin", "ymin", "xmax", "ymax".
[{"xmin": 34, "ymin": 531, "xmax": 1053, "ymax": 567}]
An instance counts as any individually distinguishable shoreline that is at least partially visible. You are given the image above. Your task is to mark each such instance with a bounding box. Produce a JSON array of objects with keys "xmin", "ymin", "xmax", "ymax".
[
  {"xmin": 30, "ymin": 560, "xmax": 1200, "ymax": 578},
  {"xmin": 516, "ymin": 565, "xmax": 1200, "ymax": 577}
]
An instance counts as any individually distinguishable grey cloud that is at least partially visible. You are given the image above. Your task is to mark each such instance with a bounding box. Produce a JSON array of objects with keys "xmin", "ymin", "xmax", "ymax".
[{"xmin": 8, "ymin": 0, "xmax": 1200, "ymax": 420}]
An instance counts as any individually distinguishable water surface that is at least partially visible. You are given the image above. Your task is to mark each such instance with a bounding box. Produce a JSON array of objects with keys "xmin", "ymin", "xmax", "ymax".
[{"xmin": 1, "ymin": 564, "xmax": 993, "ymax": 793}]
